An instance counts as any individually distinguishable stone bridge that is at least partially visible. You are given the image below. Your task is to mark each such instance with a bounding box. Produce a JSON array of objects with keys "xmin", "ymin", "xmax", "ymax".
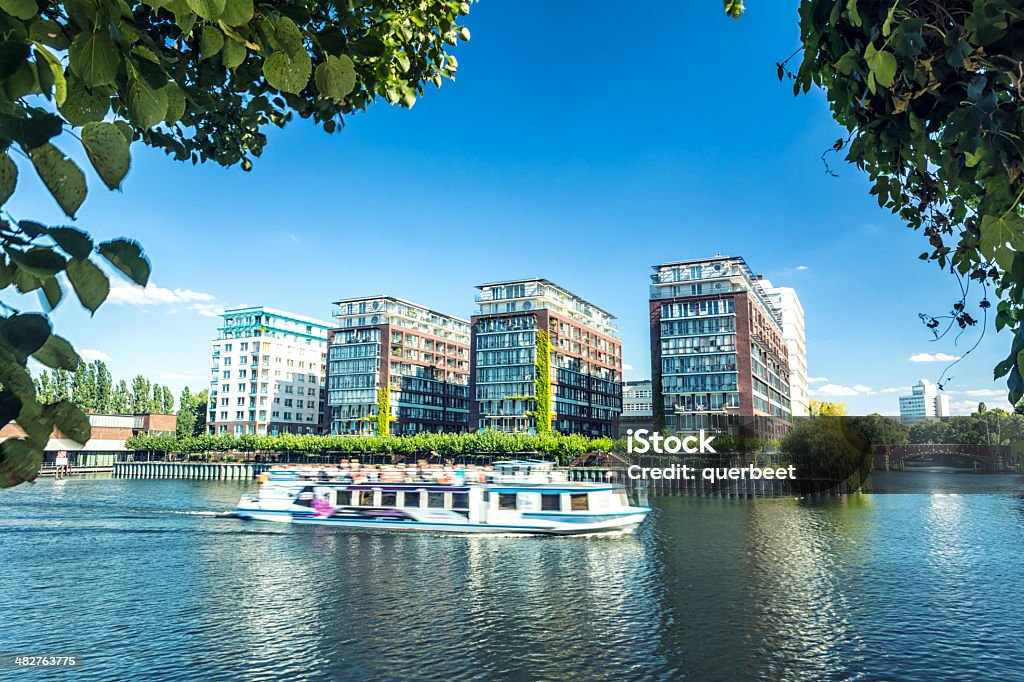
[{"xmin": 875, "ymin": 444, "xmax": 1016, "ymax": 472}]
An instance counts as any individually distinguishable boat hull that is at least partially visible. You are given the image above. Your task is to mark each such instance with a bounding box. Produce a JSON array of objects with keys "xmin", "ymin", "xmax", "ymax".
[{"xmin": 236, "ymin": 505, "xmax": 649, "ymax": 535}]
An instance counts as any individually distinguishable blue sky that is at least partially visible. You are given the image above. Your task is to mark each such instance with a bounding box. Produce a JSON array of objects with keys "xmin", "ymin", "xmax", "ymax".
[{"xmin": 8, "ymin": 1, "xmax": 1013, "ymax": 414}]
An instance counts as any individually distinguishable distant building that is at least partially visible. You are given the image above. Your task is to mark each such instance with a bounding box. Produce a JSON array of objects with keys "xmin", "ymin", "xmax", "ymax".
[
  {"xmin": 649, "ymin": 256, "xmax": 791, "ymax": 440},
  {"xmin": 327, "ymin": 296, "xmax": 471, "ymax": 436},
  {"xmin": 899, "ymin": 379, "xmax": 950, "ymax": 424},
  {"xmin": 208, "ymin": 306, "xmax": 331, "ymax": 436},
  {"xmin": 0, "ymin": 413, "xmax": 177, "ymax": 468},
  {"xmin": 616, "ymin": 379, "xmax": 654, "ymax": 437},
  {"xmin": 470, "ymin": 278, "xmax": 623, "ymax": 436},
  {"xmin": 761, "ymin": 281, "xmax": 808, "ymax": 416}
]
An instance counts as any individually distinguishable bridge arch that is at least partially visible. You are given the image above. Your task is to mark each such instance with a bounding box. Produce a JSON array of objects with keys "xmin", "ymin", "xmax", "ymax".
[{"xmin": 874, "ymin": 444, "xmax": 1012, "ymax": 472}]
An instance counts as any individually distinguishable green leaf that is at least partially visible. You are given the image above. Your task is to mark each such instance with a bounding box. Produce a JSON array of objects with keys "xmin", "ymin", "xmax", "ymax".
[
  {"xmin": 275, "ymin": 16, "xmax": 304, "ymax": 55},
  {"xmin": 834, "ymin": 49, "xmax": 860, "ymax": 76},
  {"xmin": 68, "ymin": 30, "xmax": 120, "ymax": 87},
  {"xmin": 0, "ymin": 152, "xmax": 16, "ymax": 206},
  {"xmin": 865, "ymin": 45, "xmax": 897, "ymax": 89},
  {"xmin": 0, "ymin": 0, "xmax": 37, "ymax": 20},
  {"xmin": 30, "ymin": 144, "xmax": 87, "ymax": 219},
  {"xmin": 49, "ymin": 226, "xmax": 93, "ymax": 259},
  {"xmin": 263, "ymin": 49, "xmax": 311, "ymax": 94},
  {"xmin": 32, "ymin": 333, "xmax": 80, "ymax": 370},
  {"xmin": 33, "ymin": 43, "xmax": 67, "ymax": 105},
  {"xmin": 59, "ymin": 77, "xmax": 111, "ymax": 126},
  {"xmin": 0, "ymin": 388, "xmax": 21, "ymax": 428},
  {"xmin": 0, "ymin": 438, "xmax": 43, "ymax": 487},
  {"xmin": 29, "ymin": 19, "xmax": 70, "ymax": 50},
  {"xmin": 882, "ymin": 2, "xmax": 897, "ymax": 36},
  {"xmin": 40, "ymin": 276, "xmax": 62, "ymax": 309},
  {"xmin": 98, "ymin": 238, "xmax": 150, "ymax": 286},
  {"xmin": 221, "ymin": 0, "xmax": 253, "ymax": 26},
  {"xmin": 113, "ymin": 120, "xmax": 134, "ymax": 144},
  {"xmin": 980, "ymin": 213, "xmax": 1024, "ymax": 271},
  {"xmin": 127, "ymin": 69, "xmax": 168, "ymax": 129},
  {"xmin": 201, "ymin": 25, "xmax": 224, "ymax": 59},
  {"xmin": 6, "ymin": 245, "xmax": 66, "ymax": 278},
  {"xmin": 163, "ymin": 83, "xmax": 186, "ymax": 124},
  {"xmin": 81, "ymin": 121, "xmax": 131, "ymax": 190},
  {"xmin": 0, "ymin": 312, "xmax": 51, "ymax": 356},
  {"xmin": 45, "ymin": 400, "xmax": 91, "ymax": 444},
  {"xmin": 0, "ymin": 108, "xmax": 63, "ymax": 149},
  {"xmin": 65, "ymin": 257, "xmax": 109, "ymax": 314},
  {"xmin": 349, "ymin": 36, "xmax": 386, "ymax": 57},
  {"xmin": 846, "ymin": 0, "xmax": 862, "ymax": 27},
  {"xmin": 221, "ymin": 37, "xmax": 245, "ymax": 69},
  {"xmin": 314, "ymin": 55, "xmax": 356, "ymax": 99},
  {"xmin": 186, "ymin": 0, "xmax": 225, "ymax": 21}
]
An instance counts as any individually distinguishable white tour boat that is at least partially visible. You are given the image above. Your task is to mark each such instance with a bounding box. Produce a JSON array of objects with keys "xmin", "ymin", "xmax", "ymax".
[{"xmin": 236, "ymin": 460, "xmax": 650, "ymax": 536}]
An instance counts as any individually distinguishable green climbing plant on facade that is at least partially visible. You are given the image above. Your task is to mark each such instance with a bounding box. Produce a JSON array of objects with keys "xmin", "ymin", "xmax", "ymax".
[
  {"xmin": 532, "ymin": 329, "xmax": 553, "ymax": 434},
  {"xmin": 376, "ymin": 386, "xmax": 393, "ymax": 437}
]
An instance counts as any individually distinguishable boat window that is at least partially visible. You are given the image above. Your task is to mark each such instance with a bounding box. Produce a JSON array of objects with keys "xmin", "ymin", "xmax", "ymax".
[
  {"xmin": 403, "ymin": 491, "xmax": 421, "ymax": 508},
  {"xmin": 428, "ymin": 492, "xmax": 445, "ymax": 508},
  {"xmin": 452, "ymin": 492, "xmax": 469, "ymax": 509},
  {"xmin": 381, "ymin": 491, "xmax": 397, "ymax": 507},
  {"xmin": 541, "ymin": 494, "xmax": 561, "ymax": 511},
  {"xmin": 498, "ymin": 493, "xmax": 517, "ymax": 510},
  {"xmin": 357, "ymin": 490, "xmax": 374, "ymax": 506},
  {"xmin": 570, "ymin": 494, "xmax": 589, "ymax": 511}
]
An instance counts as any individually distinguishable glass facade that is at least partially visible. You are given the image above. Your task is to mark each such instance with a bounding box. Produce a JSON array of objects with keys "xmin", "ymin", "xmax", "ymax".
[{"xmin": 327, "ymin": 297, "xmax": 470, "ymax": 435}]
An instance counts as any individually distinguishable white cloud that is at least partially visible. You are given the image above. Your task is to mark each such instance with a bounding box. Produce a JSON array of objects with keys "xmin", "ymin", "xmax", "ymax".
[
  {"xmin": 815, "ymin": 383, "xmax": 875, "ymax": 396},
  {"xmin": 622, "ymin": 363, "xmax": 634, "ymax": 372},
  {"xmin": 880, "ymin": 387, "xmax": 910, "ymax": 394},
  {"xmin": 78, "ymin": 348, "xmax": 112, "ymax": 362},
  {"xmin": 108, "ymin": 278, "xmax": 216, "ymax": 308},
  {"xmin": 107, "ymin": 279, "xmax": 220, "ymax": 318},
  {"xmin": 796, "ymin": 265, "xmax": 809, "ymax": 271},
  {"xmin": 955, "ymin": 388, "xmax": 1006, "ymax": 397},
  {"xmin": 908, "ymin": 352, "xmax": 961, "ymax": 362},
  {"xmin": 807, "ymin": 376, "xmax": 829, "ymax": 384},
  {"xmin": 190, "ymin": 303, "xmax": 222, "ymax": 318},
  {"xmin": 947, "ymin": 398, "xmax": 1012, "ymax": 415}
]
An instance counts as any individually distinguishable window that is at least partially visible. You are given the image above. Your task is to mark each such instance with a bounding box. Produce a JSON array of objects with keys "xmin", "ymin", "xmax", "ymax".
[
  {"xmin": 498, "ymin": 493, "xmax": 517, "ymax": 510},
  {"xmin": 428, "ymin": 492, "xmax": 445, "ymax": 508},
  {"xmin": 380, "ymin": 492, "xmax": 397, "ymax": 507},
  {"xmin": 223, "ymin": 370, "xmax": 231, "ymax": 379},
  {"xmin": 403, "ymin": 491, "xmax": 421, "ymax": 507},
  {"xmin": 357, "ymin": 491, "xmax": 373, "ymax": 506},
  {"xmin": 452, "ymin": 493, "xmax": 469, "ymax": 509},
  {"xmin": 541, "ymin": 494, "xmax": 561, "ymax": 511},
  {"xmin": 570, "ymin": 494, "xmax": 589, "ymax": 511}
]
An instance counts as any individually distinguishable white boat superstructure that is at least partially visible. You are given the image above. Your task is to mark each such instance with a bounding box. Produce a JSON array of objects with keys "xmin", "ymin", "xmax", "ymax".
[{"xmin": 237, "ymin": 460, "xmax": 650, "ymax": 536}]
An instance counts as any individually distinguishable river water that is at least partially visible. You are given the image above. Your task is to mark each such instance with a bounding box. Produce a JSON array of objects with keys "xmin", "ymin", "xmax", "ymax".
[{"xmin": 1, "ymin": 472, "xmax": 1022, "ymax": 681}]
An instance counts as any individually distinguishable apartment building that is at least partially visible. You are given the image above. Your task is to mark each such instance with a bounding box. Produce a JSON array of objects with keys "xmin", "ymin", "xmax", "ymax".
[
  {"xmin": 327, "ymin": 296, "xmax": 471, "ymax": 435},
  {"xmin": 470, "ymin": 278, "xmax": 623, "ymax": 436},
  {"xmin": 762, "ymin": 281, "xmax": 809, "ymax": 417},
  {"xmin": 208, "ymin": 306, "xmax": 330, "ymax": 435},
  {"xmin": 899, "ymin": 379, "xmax": 950, "ymax": 424},
  {"xmin": 650, "ymin": 256, "xmax": 791, "ymax": 440}
]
